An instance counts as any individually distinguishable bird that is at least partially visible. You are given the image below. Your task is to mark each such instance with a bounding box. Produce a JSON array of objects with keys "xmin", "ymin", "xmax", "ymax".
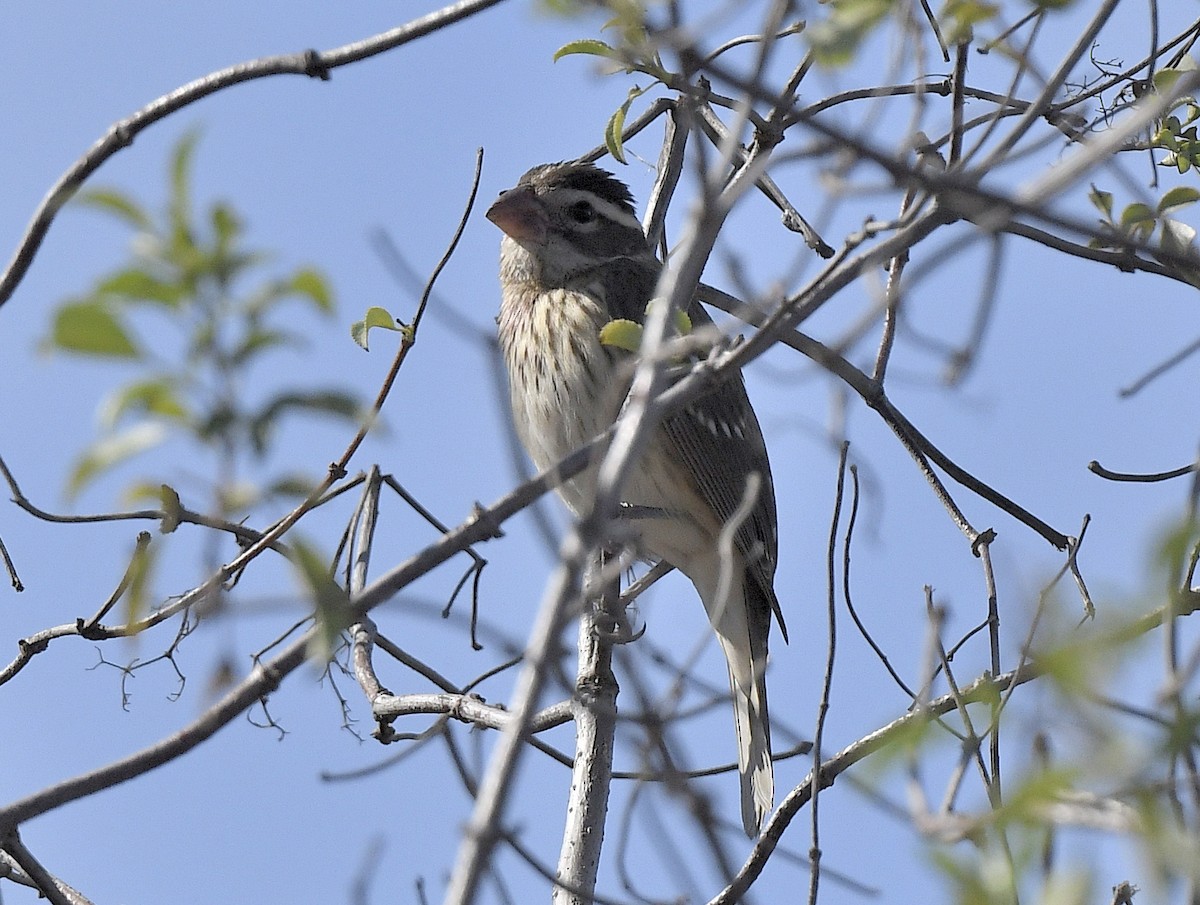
[{"xmin": 485, "ymin": 160, "xmax": 786, "ymax": 836}]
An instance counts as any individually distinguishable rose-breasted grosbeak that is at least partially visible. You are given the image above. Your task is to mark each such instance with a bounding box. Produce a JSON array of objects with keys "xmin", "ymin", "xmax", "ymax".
[{"xmin": 486, "ymin": 161, "xmax": 786, "ymax": 836}]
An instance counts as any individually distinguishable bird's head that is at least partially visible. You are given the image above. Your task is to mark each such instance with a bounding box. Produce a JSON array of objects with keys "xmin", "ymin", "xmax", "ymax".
[{"xmin": 486, "ymin": 162, "xmax": 650, "ymax": 287}]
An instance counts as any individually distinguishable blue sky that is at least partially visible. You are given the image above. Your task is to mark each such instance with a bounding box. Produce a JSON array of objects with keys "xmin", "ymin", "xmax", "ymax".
[{"xmin": 3, "ymin": 2, "xmax": 1200, "ymax": 904}]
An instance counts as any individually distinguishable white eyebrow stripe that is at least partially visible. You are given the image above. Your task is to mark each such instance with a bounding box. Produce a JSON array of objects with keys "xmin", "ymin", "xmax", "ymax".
[{"xmin": 559, "ymin": 188, "xmax": 645, "ymax": 234}]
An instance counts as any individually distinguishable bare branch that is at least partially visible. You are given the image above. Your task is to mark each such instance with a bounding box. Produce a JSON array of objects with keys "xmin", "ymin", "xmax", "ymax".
[
  {"xmin": 0, "ymin": 0, "xmax": 504, "ymax": 309},
  {"xmin": 0, "ymin": 834, "xmax": 92, "ymax": 905},
  {"xmin": 554, "ymin": 551, "xmax": 621, "ymax": 904},
  {"xmin": 708, "ymin": 663, "xmax": 1044, "ymax": 905}
]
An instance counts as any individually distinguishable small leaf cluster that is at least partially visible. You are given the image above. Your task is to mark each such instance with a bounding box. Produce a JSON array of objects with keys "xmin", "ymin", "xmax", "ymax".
[
  {"xmin": 554, "ymin": 4, "xmax": 670, "ymax": 164},
  {"xmin": 598, "ymin": 304, "xmax": 693, "ymax": 353},
  {"xmin": 46, "ymin": 131, "xmax": 362, "ymax": 509},
  {"xmin": 806, "ymin": 0, "xmax": 899, "ymax": 67},
  {"xmin": 1088, "ymin": 183, "xmax": 1200, "ymax": 264},
  {"xmin": 1150, "ymin": 60, "xmax": 1200, "ymax": 174},
  {"xmin": 350, "ymin": 306, "xmax": 404, "ymax": 351},
  {"xmin": 292, "ymin": 536, "xmax": 354, "ymax": 666},
  {"xmin": 806, "ymin": 0, "xmax": 1004, "ymax": 67}
]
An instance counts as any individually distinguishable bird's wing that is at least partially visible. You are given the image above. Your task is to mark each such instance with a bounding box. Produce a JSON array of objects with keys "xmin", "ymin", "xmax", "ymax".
[
  {"xmin": 659, "ymin": 326, "xmax": 784, "ymax": 636},
  {"xmin": 596, "ymin": 255, "xmax": 784, "ymax": 636}
]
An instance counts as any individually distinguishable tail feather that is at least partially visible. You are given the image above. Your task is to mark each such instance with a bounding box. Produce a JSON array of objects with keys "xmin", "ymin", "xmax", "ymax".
[
  {"xmin": 706, "ymin": 574, "xmax": 775, "ymax": 836},
  {"xmin": 728, "ymin": 650, "xmax": 773, "ymax": 836}
]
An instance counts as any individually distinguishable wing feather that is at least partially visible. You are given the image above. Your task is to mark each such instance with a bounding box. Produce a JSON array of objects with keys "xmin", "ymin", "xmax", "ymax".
[{"xmin": 592, "ymin": 254, "xmax": 785, "ymax": 636}]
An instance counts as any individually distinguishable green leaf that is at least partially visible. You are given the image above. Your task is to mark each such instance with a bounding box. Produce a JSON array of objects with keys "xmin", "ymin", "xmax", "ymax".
[
  {"xmin": 1153, "ymin": 125, "xmax": 1181, "ymax": 152},
  {"xmin": 210, "ymin": 202, "xmax": 245, "ymax": 276},
  {"xmin": 1154, "ymin": 57, "xmax": 1198, "ymax": 97},
  {"xmin": 196, "ymin": 402, "xmax": 238, "ymax": 443},
  {"xmin": 940, "ymin": 0, "xmax": 999, "ymax": 43},
  {"xmin": 159, "ymin": 484, "xmax": 184, "ymax": 534},
  {"xmin": 553, "ymin": 39, "xmax": 621, "ymax": 62},
  {"xmin": 606, "ymin": 103, "xmax": 630, "ymax": 165},
  {"xmin": 123, "ymin": 533, "xmax": 156, "ymax": 629},
  {"xmin": 169, "ymin": 129, "xmax": 201, "ymax": 243},
  {"xmin": 229, "ymin": 328, "xmax": 304, "ymax": 367},
  {"xmin": 75, "ymin": 188, "xmax": 154, "ymax": 231},
  {"xmin": 807, "ymin": 0, "xmax": 893, "ymax": 67},
  {"xmin": 1154, "ymin": 79, "xmax": 1195, "ymax": 106},
  {"xmin": 122, "ymin": 481, "xmax": 168, "ymax": 506},
  {"xmin": 1158, "ymin": 186, "xmax": 1200, "ymax": 214},
  {"xmin": 1087, "ymin": 184, "xmax": 1113, "ymax": 218},
  {"xmin": 248, "ymin": 390, "xmax": 362, "ymax": 454},
  {"xmin": 605, "ymin": 86, "xmax": 645, "ymax": 165},
  {"xmin": 267, "ymin": 473, "xmax": 320, "ymax": 499},
  {"xmin": 644, "ymin": 299, "xmax": 692, "ymax": 335},
  {"xmin": 99, "ymin": 377, "xmax": 189, "ymax": 429},
  {"xmin": 242, "ymin": 275, "xmax": 301, "ymax": 319},
  {"xmin": 1155, "ymin": 518, "xmax": 1200, "ymax": 583},
  {"xmin": 96, "ymin": 268, "xmax": 185, "ymax": 306},
  {"xmin": 48, "ymin": 300, "xmax": 140, "ymax": 358},
  {"xmin": 599, "ymin": 318, "xmax": 643, "ymax": 352},
  {"xmin": 292, "ymin": 538, "xmax": 352, "ymax": 665},
  {"xmin": 289, "ymin": 267, "xmax": 334, "ymax": 314},
  {"xmin": 66, "ymin": 421, "xmax": 167, "ymax": 499},
  {"xmin": 1183, "ymin": 140, "xmax": 1200, "ymax": 171},
  {"xmin": 351, "ymin": 306, "xmax": 401, "ymax": 350},
  {"xmin": 220, "ymin": 481, "xmax": 261, "ymax": 514},
  {"xmin": 1119, "ymin": 202, "xmax": 1155, "ymax": 228},
  {"xmin": 165, "ymin": 226, "xmax": 203, "ymax": 278},
  {"xmin": 1003, "ymin": 766, "xmax": 1079, "ymax": 823},
  {"xmin": 600, "ymin": 5, "xmax": 649, "ymax": 44},
  {"xmin": 1153, "ymin": 71, "xmax": 1180, "ymax": 94},
  {"xmin": 211, "ymin": 201, "xmax": 241, "ymax": 249}
]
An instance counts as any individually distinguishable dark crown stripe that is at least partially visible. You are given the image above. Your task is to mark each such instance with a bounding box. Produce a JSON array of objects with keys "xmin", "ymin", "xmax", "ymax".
[
  {"xmin": 559, "ymin": 165, "xmax": 635, "ymax": 213},
  {"xmin": 524, "ymin": 162, "xmax": 636, "ymax": 216}
]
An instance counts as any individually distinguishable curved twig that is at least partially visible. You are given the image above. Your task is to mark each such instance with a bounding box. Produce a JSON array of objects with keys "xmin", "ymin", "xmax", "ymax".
[
  {"xmin": 708, "ymin": 663, "xmax": 1042, "ymax": 905},
  {"xmin": 0, "ymin": 0, "xmax": 504, "ymax": 309},
  {"xmin": 1089, "ymin": 459, "xmax": 1199, "ymax": 483}
]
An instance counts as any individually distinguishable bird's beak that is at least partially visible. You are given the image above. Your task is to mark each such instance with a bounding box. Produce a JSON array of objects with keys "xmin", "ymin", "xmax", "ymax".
[{"xmin": 486, "ymin": 185, "xmax": 548, "ymax": 243}]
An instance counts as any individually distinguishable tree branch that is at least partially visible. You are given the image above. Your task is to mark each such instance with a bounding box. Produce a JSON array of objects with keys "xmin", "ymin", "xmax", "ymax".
[{"xmin": 0, "ymin": 0, "xmax": 505, "ymax": 309}]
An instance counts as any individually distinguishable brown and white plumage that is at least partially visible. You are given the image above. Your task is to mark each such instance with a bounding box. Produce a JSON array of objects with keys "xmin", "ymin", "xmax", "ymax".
[{"xmin": 487, "ymin": 161, "xmax": 786, "ymax": 836}]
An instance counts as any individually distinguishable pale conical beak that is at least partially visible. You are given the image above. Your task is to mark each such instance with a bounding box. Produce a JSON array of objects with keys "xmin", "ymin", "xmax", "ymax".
[{"xmin": 486, "ymin": 185, "xmax": 548, "ymax": 242}]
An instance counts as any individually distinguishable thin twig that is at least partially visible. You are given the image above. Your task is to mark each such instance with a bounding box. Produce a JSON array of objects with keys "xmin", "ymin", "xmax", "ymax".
[
  {"xmin": 708, "ymin": 663, "xmax": 1043, "ymax": 905},
  {"xmin": 1088, "ymin": 460, "xmax": 1199, "ymax": 483},
  {"xmin": 949, "ymin": 42, "xmax": 970, "ymax": 165},
  {"xmin": 1118, "ymin": 334, "xmax": 1200, "ymax": 398},
  {"xmin": 839, "ymin": 464, "xmax": 917, "ymax": 697},
  {"xmin": 78, "ymin": 531, "xmax": 153, "ymax": 634},
  {"xmin": 0, "ymin": 451, "xmax": 281, "ymax": 548},
  {"xmin": 978, "ymin": 0, "xmax": 1122, "ymax": 170},
  {"xmin": 700, "ymin": 281, "xmax": 1069, "ymax": 549},
  {"xmin": 807, "ymin": 441, "xmax": 849, "ymax": 905},
  {"xmin": 0, "ymin": 0, "xmax": 505, "ymax": 309},
  {"xmin": 0, "ymin": 532, "xmax": 22, "ymax": 592}
]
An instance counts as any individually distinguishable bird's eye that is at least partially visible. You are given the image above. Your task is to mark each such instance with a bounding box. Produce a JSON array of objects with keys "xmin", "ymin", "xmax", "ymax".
[{"xmin": 567, "ymin": 200, "xmax": 596, "ymax": 224}]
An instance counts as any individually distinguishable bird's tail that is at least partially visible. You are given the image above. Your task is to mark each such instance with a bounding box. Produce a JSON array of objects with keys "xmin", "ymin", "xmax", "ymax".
[{"xmin": 707, "ymin": 576, "xmax": 774, "ymax": 836}]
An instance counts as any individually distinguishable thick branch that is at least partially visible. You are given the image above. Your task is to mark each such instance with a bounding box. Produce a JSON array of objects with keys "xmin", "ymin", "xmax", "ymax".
[{"xmin": 554, "ymin": 551, "xmax": 621, "ymax": 905}]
